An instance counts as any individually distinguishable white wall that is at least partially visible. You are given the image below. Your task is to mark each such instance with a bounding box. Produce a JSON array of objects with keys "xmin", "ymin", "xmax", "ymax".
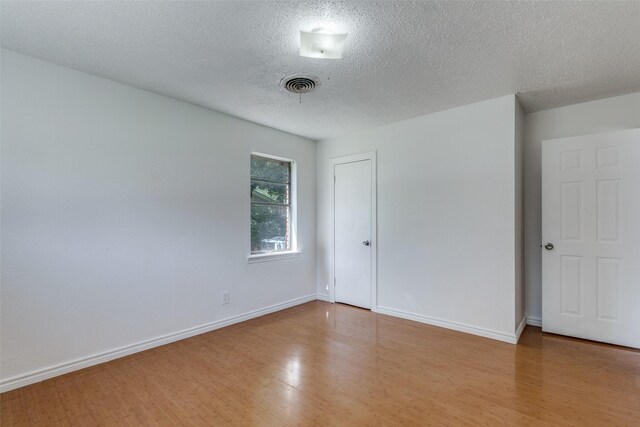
[
  {"xmin": 0, "ymin": 50, "xmax": 316, "ymax": 390},
  {"xmin": 523, "ymin": 92, "xmax": 640, "ymax": 323},
  {"xmin": 515, "ymin": 98, "xmax": 525, "ymax": 330},
  {"xmin": 317, "ymin": 95, "xmax": 521, "ymax": 341}
]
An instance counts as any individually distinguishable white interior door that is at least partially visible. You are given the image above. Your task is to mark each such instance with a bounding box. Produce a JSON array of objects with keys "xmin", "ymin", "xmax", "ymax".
[
  {"xmin": 334, "ymin": 159, "xmax": 373, "ymax": 309},
  {"xmin": 542, "ymin": 129, "xmax": 640, "ymax": 348}
]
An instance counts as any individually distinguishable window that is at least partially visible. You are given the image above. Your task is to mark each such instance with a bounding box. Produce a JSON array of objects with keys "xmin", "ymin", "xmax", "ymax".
[{"xmin": 250, "ymin": 154, "xmax": 296, "ymax": 255}]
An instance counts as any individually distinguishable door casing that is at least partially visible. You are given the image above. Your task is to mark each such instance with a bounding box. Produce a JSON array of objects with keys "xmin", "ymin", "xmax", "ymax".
[{"xmin": 330, "ymin": 151, "xmax": 377, "ymax": 309}]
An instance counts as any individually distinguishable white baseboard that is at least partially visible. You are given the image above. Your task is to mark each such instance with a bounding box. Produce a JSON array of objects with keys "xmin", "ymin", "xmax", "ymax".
[
  {"xmin": 526, "ymin": 316, "xmax": 542, "ymax": 327},
  {"xmin": 316, "ymin": 293, "xmax": 331, "ymax": 302},
  {"xmin": 374, "ymin": 306, "xmax": 520, "ymax": 344},
  {"xmin": 0, "ymin": 294, "xmax": 316, "ymax": 393},
  {"xmin": 515, "ymin": 316, "xmax": 527, "ymax": 343}
]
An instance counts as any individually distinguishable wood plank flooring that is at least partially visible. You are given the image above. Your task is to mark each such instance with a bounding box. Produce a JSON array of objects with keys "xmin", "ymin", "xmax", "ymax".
[{"xmin": 1, "ymin": 301, "xmax": 639, "ymax": 426}]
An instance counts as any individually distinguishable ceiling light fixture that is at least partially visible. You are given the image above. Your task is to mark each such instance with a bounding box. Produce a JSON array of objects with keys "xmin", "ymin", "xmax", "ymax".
[{"xmin": 299, "ymin": 28, "xmax": 348, "ymax": 59}]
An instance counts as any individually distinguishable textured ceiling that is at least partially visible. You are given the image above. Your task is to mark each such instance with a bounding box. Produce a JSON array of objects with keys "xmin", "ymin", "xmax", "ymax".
[{"xmin": 2, "ymin": 1, "xmax": 640, "ymax": 140}]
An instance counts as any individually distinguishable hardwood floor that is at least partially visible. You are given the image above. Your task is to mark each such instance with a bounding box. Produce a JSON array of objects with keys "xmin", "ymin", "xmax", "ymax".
[{"xmin": 1, "ymin": 301, "xmax": 639, "ymax": 426}]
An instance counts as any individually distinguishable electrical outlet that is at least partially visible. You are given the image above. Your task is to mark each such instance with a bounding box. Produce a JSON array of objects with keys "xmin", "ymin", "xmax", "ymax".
[
  {"xmin": 221, "ymin": 291, "xmax": 230, "ymax": 305},
  {"xmin": 325, "ymin": 284, "xmax": 329, "ymax": 291}
]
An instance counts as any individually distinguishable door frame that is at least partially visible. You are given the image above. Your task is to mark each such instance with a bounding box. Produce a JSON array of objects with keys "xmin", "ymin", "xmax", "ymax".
[{"xmin": 330, "ymin": 151, "xmax": 378, "ymax": 309}]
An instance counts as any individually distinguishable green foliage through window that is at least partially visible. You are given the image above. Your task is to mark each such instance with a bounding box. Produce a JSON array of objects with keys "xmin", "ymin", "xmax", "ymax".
[{"xmin": 250, "ymin": 156, "xmax": 292, "ymax": 254}]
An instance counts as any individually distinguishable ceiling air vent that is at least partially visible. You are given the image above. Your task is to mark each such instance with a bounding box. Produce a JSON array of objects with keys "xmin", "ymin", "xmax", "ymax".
[{"xmin": 280, "ymin": 74, "xmax": 320, "ymax": 94}]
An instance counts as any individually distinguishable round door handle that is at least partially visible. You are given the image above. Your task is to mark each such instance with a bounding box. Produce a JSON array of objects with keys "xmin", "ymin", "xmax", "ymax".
[
  {"xmin": 362, "ymin": 240, "xmax": 370, "ymax": 246},
  {"xmin": 544, "ymin": 243, "xmax": 554, "ymax": 251}
]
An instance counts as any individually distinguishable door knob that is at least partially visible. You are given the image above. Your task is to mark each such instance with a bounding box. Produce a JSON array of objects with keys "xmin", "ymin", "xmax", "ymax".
[
  {"xmin": 544, "ymin": 243, "xmax": 554, "ymax": 250},
  {"xmin": 362, "ymin": 240, "xmax": 370, "ymax": 246}
]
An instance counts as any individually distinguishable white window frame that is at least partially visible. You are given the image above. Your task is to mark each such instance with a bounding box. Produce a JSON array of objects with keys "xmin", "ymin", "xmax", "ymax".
[{"xmin": 247, "ymin": 152, "xmax": 300, "ymax": 263}]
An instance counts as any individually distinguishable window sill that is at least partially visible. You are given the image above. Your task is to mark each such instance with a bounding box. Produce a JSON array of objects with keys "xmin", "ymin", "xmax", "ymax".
[{"xmin": 247, "ymin": 251, "xmax": 301, "ymax": 264}]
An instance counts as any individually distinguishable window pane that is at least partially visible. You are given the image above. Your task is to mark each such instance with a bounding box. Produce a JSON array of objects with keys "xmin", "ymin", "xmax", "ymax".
[
  {"xmin": 251, "ymin": 205, "xmax": 290, "ymax": 253},
  {"xmin": 251, "ymin": 156, "xmax": 290, "ymax": 183},
  {"xmin": 251, "ymin": 181, "xmax": 289, "ymax": 205}
]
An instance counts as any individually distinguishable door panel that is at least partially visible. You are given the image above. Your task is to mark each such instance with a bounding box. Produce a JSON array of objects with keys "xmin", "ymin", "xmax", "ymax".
[
  {"xmin": 334, "ymin": 160, "xmax": 372, "ymax": 309},
  {"xmin": 596, "ymin": 257, "xmax": 620, "ymax": 321},
  {"xmin": 560, "ymin": 182, "xmax": 582, "ymax": 240},
  {"xmin": 560, "ymin": 255, "xmax": 583, "ymax": 316},
  {"xmin": 596, "ymin": 179, "xmax": 620, "ymax": 242},
  {"xmin": 542, "ymin": 129, "xmax": 640, "ymax": 348}
]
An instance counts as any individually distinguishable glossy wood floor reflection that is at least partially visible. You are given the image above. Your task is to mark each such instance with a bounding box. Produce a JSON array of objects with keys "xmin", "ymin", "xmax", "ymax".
[{"xmin": 2, "ymin": 301, "xmax": 639, "ymax": 426}]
